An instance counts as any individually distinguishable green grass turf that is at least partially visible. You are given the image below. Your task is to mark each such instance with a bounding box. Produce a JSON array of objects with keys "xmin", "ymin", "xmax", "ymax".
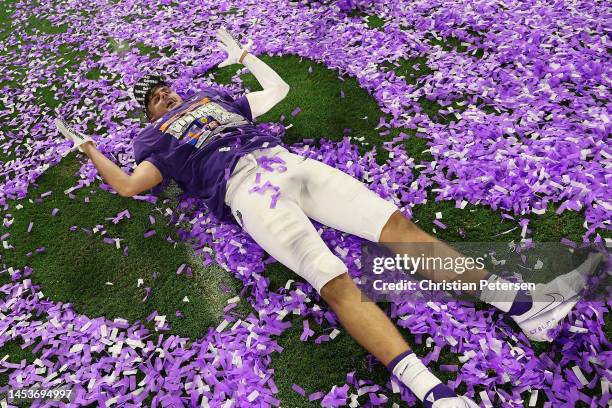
[{"xmin": 0, "ymin": 7, "xmax": 608, "ymax": 408}]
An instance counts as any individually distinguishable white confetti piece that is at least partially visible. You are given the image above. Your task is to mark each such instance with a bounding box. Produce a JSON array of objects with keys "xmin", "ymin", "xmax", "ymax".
[
  {"xmin": 601, "ymin": 378, "xmax": 610, "ymax": 395},
  {"xmin": 69, "ymin": 344, "xmax": 83, "ymax": 353},
  {"xmin": 391, "ymin": 378, "xmax": 400, "ymax": 393},
  {"xmin": 572, "ymin": 366, "xmax": 589, "ymax": 386},
  {"xmin": 528, "ymin": 390, "xmax": 538, "ymax": 407},
  {"xmin": 479, "ymin": 390, "xmax": 493, "ymax": 408},
  {"xmin": 247, "ymin": 390, "xmax": 259, "ymax": 402},
  {"xmin": 216, "ymin": 319, "xmax": 229, "ymax": 333},
  {"xmin": 329, "ymin": 328, "xmax": 340, "ymax": 339},
  {"xmin": 427, "ymin": 301, "xmax": 441, "ymax": 312}
]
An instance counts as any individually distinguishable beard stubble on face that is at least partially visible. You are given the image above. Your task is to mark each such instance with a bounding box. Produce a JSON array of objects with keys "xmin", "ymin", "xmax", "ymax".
[{"xmin": 147, "ymin": 89, "xmax": 183, "ymax": 122}]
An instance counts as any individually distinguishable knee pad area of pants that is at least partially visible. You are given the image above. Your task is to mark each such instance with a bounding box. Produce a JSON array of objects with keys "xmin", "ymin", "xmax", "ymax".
[
  {"xmin": 306, "ymin": 252, "xmax": 347, "ymax": 293},
  {"xmin": 263, "ymin": 209, "xmax": 311, "ymax": 252}
]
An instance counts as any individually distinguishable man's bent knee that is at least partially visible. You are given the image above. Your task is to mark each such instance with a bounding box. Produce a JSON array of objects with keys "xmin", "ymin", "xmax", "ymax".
[
  {"xmin": 304, "ymin": 251, "xmax": 347, "ymax": 298},
  {"xmin": 320, "ymin": 272, "xmax": 353, "ymax": 304},
  {"xmin": 378, "ymin": 210, "xmax": 416, "ymax": 243}
]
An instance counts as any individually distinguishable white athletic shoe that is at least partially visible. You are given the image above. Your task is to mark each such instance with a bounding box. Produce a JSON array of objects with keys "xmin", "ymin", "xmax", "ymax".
[{"xmin": 512, "ymin": 252, "xmax": 603, "ymax": 342}]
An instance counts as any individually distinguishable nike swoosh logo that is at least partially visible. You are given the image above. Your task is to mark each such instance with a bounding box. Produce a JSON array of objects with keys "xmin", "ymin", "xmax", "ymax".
[{"xmin": 522, "ymin": 292, "xmax": 565, "ymax": 320}]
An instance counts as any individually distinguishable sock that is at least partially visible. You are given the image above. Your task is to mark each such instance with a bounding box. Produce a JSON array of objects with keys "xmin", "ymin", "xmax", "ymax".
[
  {"xmin": 387, "ymin": 350, "xmax": 456, "ymax": 408},
  {"xmin": 479, "ymin": 274, "xmax": 533, "ymax": 315}
]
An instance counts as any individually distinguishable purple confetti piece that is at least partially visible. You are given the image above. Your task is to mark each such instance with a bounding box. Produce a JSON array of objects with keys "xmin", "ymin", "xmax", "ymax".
[
  {"xmin": 314, "ymin": 335, "xmax": 330, "ymax": 344},
  {"xmin": 291, "ymin": 107, "xmax": 301, "ymax": 117},
  {"xmin": 223, "ymin": 303, "xmax": 237, "ymax": 312},
  {"xmin": 143, "ymin": 230, "xmax": 156, "ymax": 239},
  {"xmin": 292, "ymin": 384, "xmax": 305, "ymax": 396},
  {"xmin": 440, "ymin": 364, "xmax": 458, "ymax": 372},
  {"xmin": 560, "ymin": 238, "xmax": 577, "ymax": 248},
  {"xmin": 111, "ymin": 209, "xmax": 130, "ymax": 224},
  {"xmin": 309, "ymin": 391, "xmax": 324, "ymax": 401},
  {"xmin": 142, "ymin": 287, "xmax": 151, "ymax": 302},
  {"xmin": 433, "ymin": 219, "xmax": 447, "ymax": 229},
  {"xmin": 176, "ymin": 263, "xmax": 186, "ymax": 275},
  {"xmin": 300, "ymin": 320, "xmax": 314, "ymax": 342},
  {"xmin": 269, "ymin": 192, "xmax": 281, "ymax": 209}
]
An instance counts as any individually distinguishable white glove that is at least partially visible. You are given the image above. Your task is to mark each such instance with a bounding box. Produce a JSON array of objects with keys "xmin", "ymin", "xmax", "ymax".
[
  {"xmin": 216, "ymin": 27, "xmax": 249, "ymax": 67},
  {"xmin": 432, "ymin": 396, "xmax": 480, "ymax": 408},
  {"xmin": 55, "ymin": 118, "xmax": 95, "ymax": 152}
]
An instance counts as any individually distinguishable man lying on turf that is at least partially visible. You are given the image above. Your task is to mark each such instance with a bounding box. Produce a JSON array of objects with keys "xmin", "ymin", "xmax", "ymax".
[{"xmin": 55, "ymin": 28, "xmax": 601, "ymax": 408}]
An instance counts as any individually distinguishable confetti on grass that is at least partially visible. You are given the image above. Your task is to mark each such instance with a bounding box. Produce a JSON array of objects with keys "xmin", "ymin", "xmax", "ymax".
[
  {"xmin": 143, "ymin": 230, "xmax": 156, "ymax": 238},
  {"xmin": 176, "ymin": 263, "xmax": 186, "ymax": 275},
  {"xmin": 0, "ymin": 1, "xmax": 610, "ymax": 407},
  {"xmin": 300, "ymin": 319, "xmax": 314, "ymax": 341},
  {"xmin": 292, "ymin": 383, "xmax": 306, "ymax": 396},
  {"xmin": 111, "ymin": 209, "xmax": 130, "ymax": 224},
  {"xmin": 433, "ymin": 219, "xmax": 447, "ymax": 229}
]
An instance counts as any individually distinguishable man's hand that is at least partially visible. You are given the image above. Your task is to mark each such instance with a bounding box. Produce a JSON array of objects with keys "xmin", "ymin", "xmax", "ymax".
[
  {"xmin": 54, "ymin": 118, "xmax": 96, "ymax": 152},
  {"xmin": 216, "ymin": 27, "xmax": 249, "ymax": 67}
]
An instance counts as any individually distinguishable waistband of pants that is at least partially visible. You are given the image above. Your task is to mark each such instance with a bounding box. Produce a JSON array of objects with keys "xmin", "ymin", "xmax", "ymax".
[{"xmin": 225, "ymin": 145, "xmax": 287, "ymax": 206}]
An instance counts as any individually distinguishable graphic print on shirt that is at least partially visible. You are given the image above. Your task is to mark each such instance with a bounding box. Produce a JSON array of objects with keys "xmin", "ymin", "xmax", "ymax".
[{"xmin": 158, "ymin": 96, "xmax": 249, "ymax": 148}]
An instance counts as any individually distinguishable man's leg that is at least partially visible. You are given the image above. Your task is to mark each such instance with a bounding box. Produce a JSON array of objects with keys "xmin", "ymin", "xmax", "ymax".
[
  {"xmin": 319, "ymin": 272, "xmax": 409, "ymax": 365},
  {"xmin": 378, "ymin": 210, "xmax": 490, "ymax": 293},
  {"xmin": 226, "ymin": 155, "xmax": 411, "ymax": 365},
  {"xmin": 319, "ymin": 272, "xmax": 477, "ymax": 407},
  {"xmin": 293, "ymin": 154, "xmax": 600, "ymax": 343},
  {"xmin": 225, "ymin": 152, "xmax": 478, "ymax": 406},
  {"xmin": 378, "ymin": 210, "xmax": 603, "ymax": 342}
]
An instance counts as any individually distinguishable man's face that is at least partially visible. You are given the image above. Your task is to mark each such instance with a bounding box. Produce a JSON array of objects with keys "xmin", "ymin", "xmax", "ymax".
[{"xmin": 146, "ymin": 85, "xmax": 183, "ymax": 122}]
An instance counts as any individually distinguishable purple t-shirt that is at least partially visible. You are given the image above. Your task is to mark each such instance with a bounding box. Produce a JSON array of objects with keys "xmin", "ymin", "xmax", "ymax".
[{"xmin": 133, "ymin": 87, "xmax": 280, "ymax": 221}]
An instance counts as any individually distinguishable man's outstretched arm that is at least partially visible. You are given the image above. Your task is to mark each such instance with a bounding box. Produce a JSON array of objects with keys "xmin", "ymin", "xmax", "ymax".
[
  {"xmin": 81, "ymin": 142, "xmax": 163, "ymax": 197},
  {"xmin": 242, "ymin": 53, "xmax": 290, "ymax": 120}
]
